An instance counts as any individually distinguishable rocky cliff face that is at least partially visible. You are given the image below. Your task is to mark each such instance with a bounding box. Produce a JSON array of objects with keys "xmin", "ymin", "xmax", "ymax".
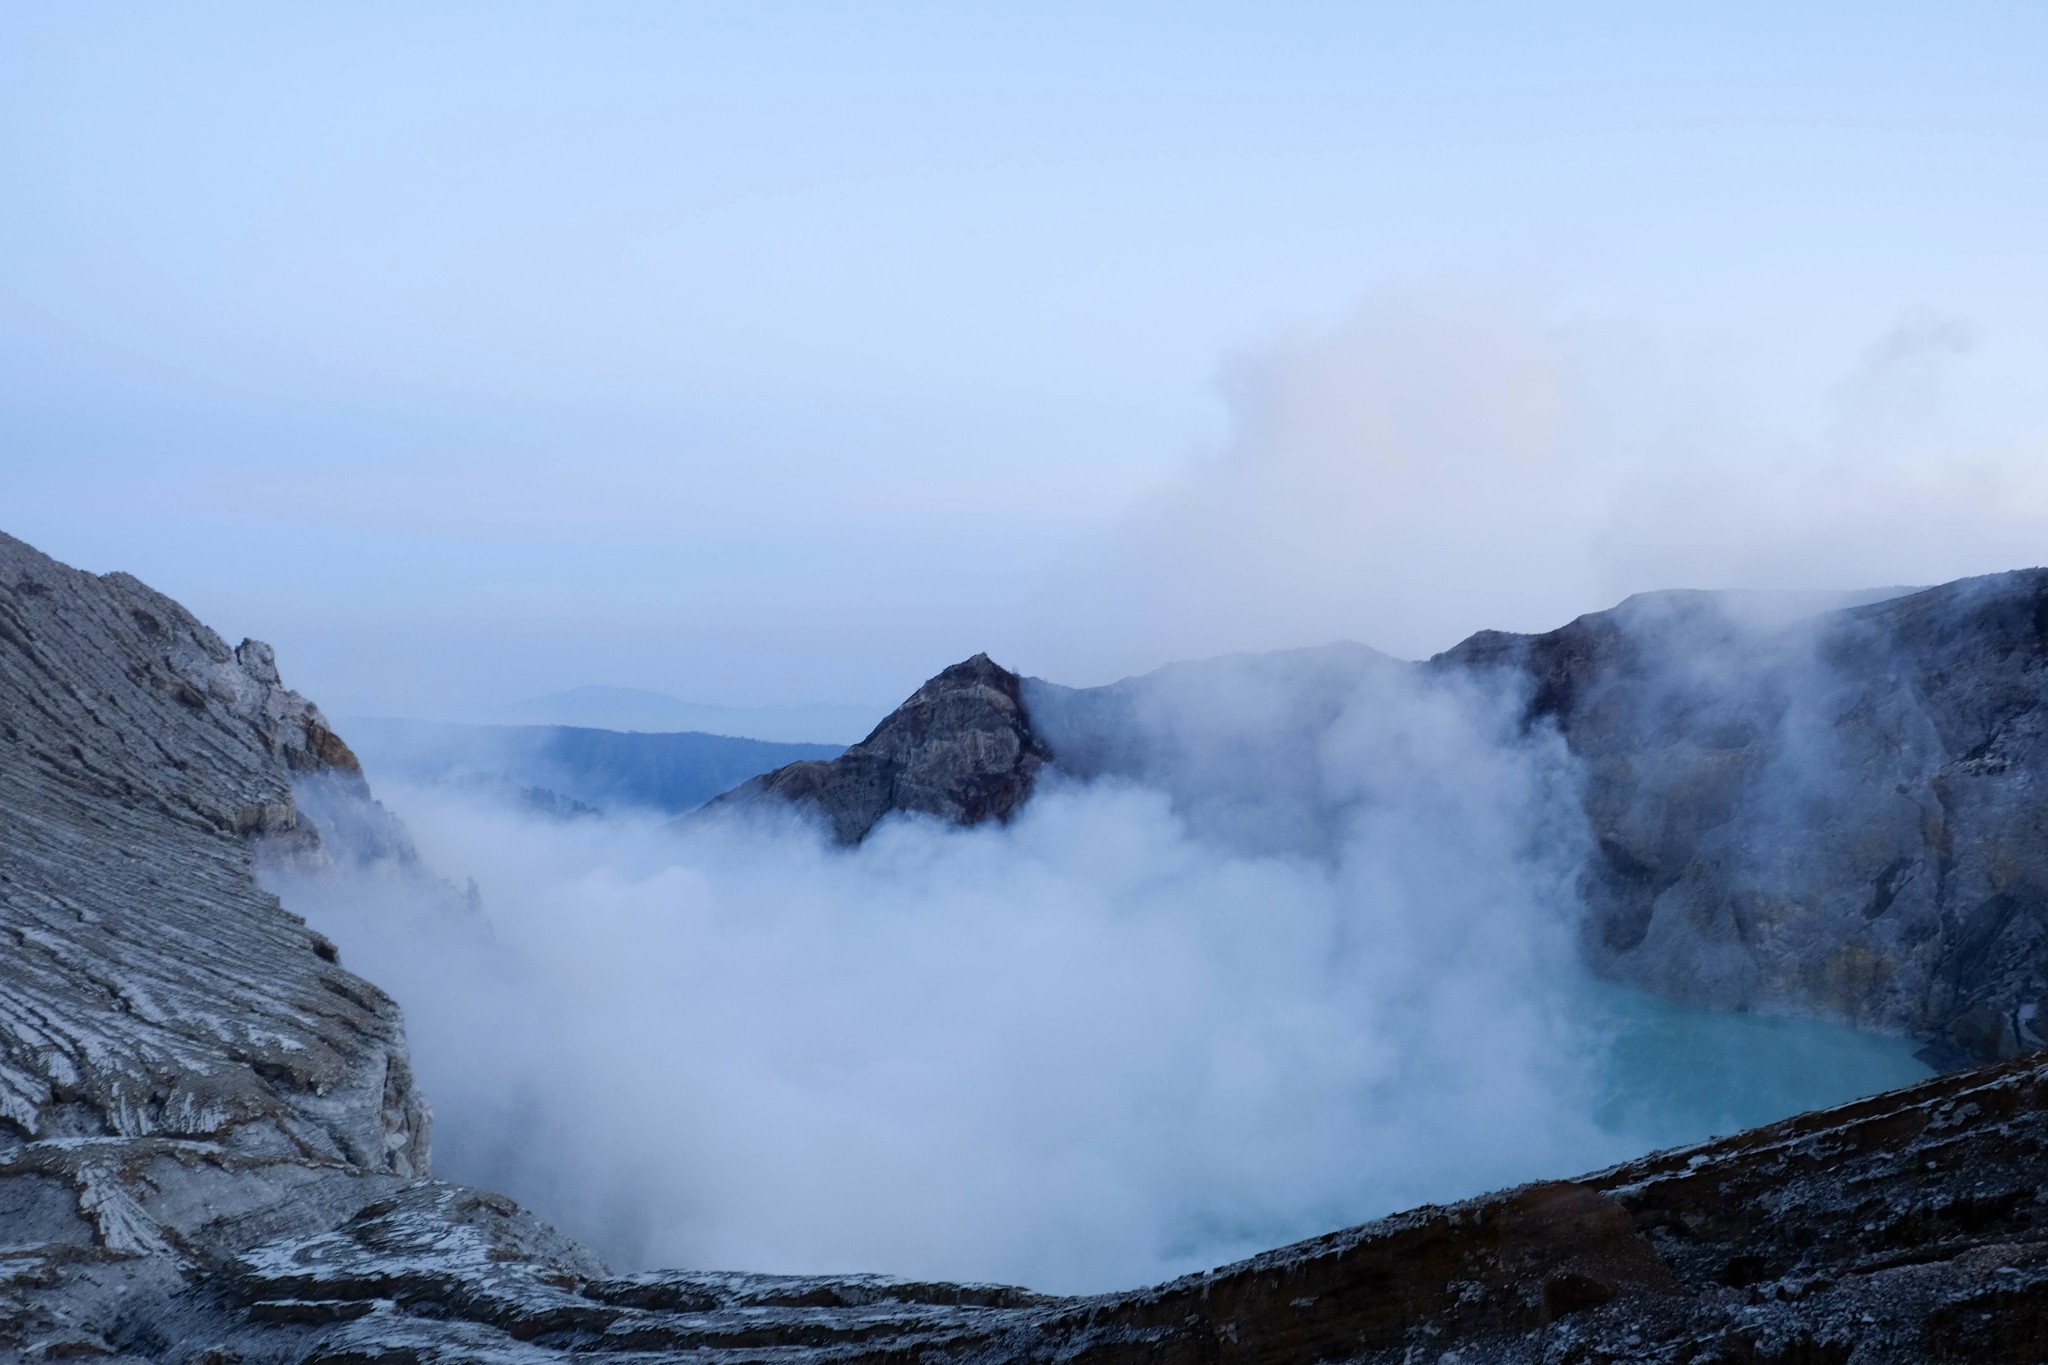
[
  {"xmin": 714, "ymin": 652, "xmax": 1050, "ymax": 844},
  {"xmin": 0, "ymin": 532, "xmax": 427, "ymax": 1174},
  {"xmin": 1436, "ymin": 572, "xmax": 2048, "ymax": 1068},
  {"xmin": 912, "ymin": 576, "xmax": 2048, "ymax": 1070},
  {"xmin": 716, "ymin": 578, "xmax": 2048, "ymax": 1068}
]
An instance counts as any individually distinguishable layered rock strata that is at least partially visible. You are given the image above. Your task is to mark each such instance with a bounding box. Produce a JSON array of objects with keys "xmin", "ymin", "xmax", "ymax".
[{"xmin": 0, "ymin": 532, "xmax": 426, "ymax": 1173}]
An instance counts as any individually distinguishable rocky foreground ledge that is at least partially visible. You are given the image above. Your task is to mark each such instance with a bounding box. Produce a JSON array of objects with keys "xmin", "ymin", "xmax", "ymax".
[
  {"xmin": 7, "ymin": 1022, "xmax": 2047, "ymax": 1361},
  {"xmin": 5, "ymin": 531, "xmax": 2048, "ymax": 1362}
]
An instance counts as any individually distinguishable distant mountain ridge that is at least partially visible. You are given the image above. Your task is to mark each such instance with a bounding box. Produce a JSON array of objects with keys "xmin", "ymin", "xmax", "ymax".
[
  {"xmin": 343, "ymin": 716, "xmax": 842, "ymax": 816},
  {"xmin": 493, "ymin": 684, "xmax": 882, "ymax": 745}
]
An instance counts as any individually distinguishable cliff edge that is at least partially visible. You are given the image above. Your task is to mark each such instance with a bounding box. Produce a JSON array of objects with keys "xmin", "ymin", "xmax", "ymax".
[
  {"xmin": 0, "ymin": 531, "xmax": 428, "ymax": 1173},
  {"xmin": 1437, "ymin": 571, "xmax": 2048, "ymax": 1067}
]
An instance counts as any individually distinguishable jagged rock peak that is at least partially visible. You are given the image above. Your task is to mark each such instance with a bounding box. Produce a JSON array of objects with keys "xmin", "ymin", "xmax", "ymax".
[
  {"xmin": 0, "ymin": 532, "xmax": 429, "ymax": 1173},
  {"xmin": 717, "ymin": 652, "xmax": 1052, "ymax": 844}
]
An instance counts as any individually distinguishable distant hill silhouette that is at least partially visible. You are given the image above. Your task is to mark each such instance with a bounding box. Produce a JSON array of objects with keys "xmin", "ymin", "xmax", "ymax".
[
  {"xmin": 344, "ymin": 716, "xmax": 844, "ymax": 816},
  {"xmin": 493, "ymin": 685, "xmax": 881, "ymax": 745}
]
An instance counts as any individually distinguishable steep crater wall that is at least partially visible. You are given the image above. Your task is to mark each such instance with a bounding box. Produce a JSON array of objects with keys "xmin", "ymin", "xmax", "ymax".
[
  {"xmin": 1437, "ymin": 573, "xmax": 2048, "ymax": 1067},
  {"xmin": 738, "ymin": 574, "xmax": 2048, "ymax": 1068}
]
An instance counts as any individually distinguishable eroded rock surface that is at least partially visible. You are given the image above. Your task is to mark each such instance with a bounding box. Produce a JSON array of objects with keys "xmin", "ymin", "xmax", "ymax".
[
  {"xmin": 7, "ymin": 1039, "xmax": 2045, "ymax": 1361},
  {"xmin": 1016, "ymin": 575, "xmax": 2048, "ymax": 1067},
  {"xmin": 1437, "ymin": 572, "xmax": 2048, "ymax": 1067},
  {"xmin": 715, "ymin": 653, "xmax": 1051, "ymax": 844},
  {"xmin": 0, "ymin": 532, "xmax": 427, "ymax": 1172}
]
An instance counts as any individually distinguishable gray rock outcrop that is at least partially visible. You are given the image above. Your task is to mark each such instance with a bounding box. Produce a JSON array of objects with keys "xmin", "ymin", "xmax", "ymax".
[
  {"xmin": 1437, "ymin": 572, "xmax": 2048, "ymax": 1067},
  {"xmin": 713, "ymin": 653, "xmax": 1050, "ymax": 844},
  {"xmin": 0, "ymin": 532, "xmax": 427, "ymax": 1173},
  {"xmin": 10, "ymin": 1022, "xmax": 2048, "ymax": 1363}
]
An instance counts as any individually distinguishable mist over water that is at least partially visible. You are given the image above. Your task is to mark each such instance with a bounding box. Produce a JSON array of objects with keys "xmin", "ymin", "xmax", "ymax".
[{"xmin": 275, "ymin": 662, "xmax": 1927, "ymax": 1294}]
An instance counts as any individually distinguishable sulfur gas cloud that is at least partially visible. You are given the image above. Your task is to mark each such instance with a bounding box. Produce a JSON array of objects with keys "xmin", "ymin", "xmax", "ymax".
[{"xmin": 274, "ymin": 659, "xmax": 1925, "ymax": 1294}]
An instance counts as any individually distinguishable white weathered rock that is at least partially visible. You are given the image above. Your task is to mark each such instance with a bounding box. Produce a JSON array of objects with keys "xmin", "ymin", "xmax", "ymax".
[{"xmin": 0, "ymin": 532, "xmax": 427, "ymax": 1171}]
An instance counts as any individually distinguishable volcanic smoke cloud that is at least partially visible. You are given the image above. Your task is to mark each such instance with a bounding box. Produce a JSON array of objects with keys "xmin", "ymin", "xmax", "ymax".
[{"xmin": 275, "ymin": 657, "xmax": 1924, "ymax": 1294}]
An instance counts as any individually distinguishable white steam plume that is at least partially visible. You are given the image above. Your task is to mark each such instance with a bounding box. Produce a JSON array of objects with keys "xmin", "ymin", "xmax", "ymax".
[
  {"xmin": 272, "ymin": 662, "xmax": 1923, "ymax": 1293},
  {"xmin": 1012, "ymin": 288, "xmax": 2048, "ymax": 685}
]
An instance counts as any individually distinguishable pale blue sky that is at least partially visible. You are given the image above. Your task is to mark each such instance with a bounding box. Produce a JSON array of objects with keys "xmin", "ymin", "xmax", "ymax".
[{"xmin": 5, "ymin": 4, "xmax": 2046, "ymax": 718}]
